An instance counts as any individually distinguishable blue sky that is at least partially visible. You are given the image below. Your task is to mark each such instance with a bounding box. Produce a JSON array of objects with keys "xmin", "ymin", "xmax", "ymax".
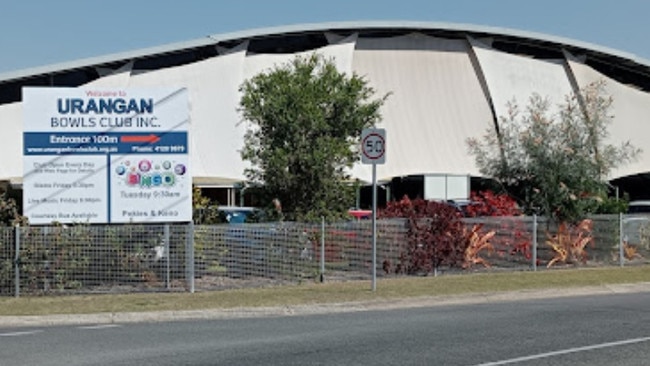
[{"xmin": 1, "ymin": 0, "xmax": 648, "ymax": 74}]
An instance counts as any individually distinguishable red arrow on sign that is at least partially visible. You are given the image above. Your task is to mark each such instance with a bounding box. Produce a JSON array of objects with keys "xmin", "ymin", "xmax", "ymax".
[{"xmin": 120, "ymin": 134, "xmax": 160, "ymax": 144}]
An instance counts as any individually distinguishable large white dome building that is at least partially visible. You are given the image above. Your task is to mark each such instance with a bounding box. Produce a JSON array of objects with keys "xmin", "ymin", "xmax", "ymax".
[{"xmin": 1, "ymin": 21, "xmax": 650, "ymax": 205}]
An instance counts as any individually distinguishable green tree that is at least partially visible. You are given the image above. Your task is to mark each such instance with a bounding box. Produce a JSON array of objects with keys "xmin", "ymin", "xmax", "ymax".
[
  {"xmin": 239, "ymin": 53, "xmax": 387, "ymax": 221},
  {"xmin": 467, "ymin": 81, "xmax": 640, "ymax": 223}
]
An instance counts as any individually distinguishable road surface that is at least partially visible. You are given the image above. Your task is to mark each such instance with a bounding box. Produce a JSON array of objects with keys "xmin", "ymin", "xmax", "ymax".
[{"xmin": 1, "ymin": 291, "xmax": 649, "ymax": 365}]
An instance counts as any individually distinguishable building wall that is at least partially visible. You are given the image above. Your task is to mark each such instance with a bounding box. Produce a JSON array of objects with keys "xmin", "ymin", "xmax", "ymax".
[{"xmin": 2, "ymin": 29, "xmax": 650, "ymax": 195}]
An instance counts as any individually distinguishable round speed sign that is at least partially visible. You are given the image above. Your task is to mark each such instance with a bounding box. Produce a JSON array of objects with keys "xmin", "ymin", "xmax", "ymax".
[{"xmin": 361, "ymin": 128, "xmax": 386, "ymax": 164}]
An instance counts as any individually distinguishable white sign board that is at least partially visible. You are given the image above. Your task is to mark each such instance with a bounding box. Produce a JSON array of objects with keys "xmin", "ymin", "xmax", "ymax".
[
  {"xmin": 361, "ymin": 128, "xmax": 386, "ymax": 165},
  {"xmin": 23, "ymin": 87, "xmax": 191, "ymax": 224},
  {"xmin": 424, "ymin": 174, "xmax": 470, "ymax": 201}
]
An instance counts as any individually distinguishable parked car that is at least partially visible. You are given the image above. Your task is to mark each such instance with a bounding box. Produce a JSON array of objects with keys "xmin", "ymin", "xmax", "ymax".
[
  {"xmin": 348, "ymin": 209, "xmax": 372, "ymax": 220},
  {"xmin": 218, "ymin": 206, "xmax": 267, "ymax": 223},
  {"xmin": 445, "ymin": 199, "xmax": 484, "ymax": 217},
  {"xmin": 627, "ymin": 201, "xmax": 650, "ymax": 214}
]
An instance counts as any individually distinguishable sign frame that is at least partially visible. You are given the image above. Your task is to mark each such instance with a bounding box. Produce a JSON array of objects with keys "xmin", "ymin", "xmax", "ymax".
[{"xmin": 22, "ymin": 87, "xmax": 191, "ymax": 225}]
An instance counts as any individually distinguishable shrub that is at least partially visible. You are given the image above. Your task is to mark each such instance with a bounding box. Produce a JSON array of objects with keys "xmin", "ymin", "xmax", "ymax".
[
  {"xmin": 462, "ymin": 224, "xmax": 496, "ymax": 269},
  {"xmin": 19, "ymin": 224, "xmax": 91, "ymax": 292},
  {"xmin": 546, "ymin": 219, "xmax": 593, "ymax": 267},
  {"xmin": 465, "ymin": 190, "xmax": 521, "ymax": 217},
  {"xmin": 380, "ymin": 196, "xmax": 467, "ymax": 274},
  {"xmin": 0, "ymin": 189, "xmax": 27, "ymax": 226}
]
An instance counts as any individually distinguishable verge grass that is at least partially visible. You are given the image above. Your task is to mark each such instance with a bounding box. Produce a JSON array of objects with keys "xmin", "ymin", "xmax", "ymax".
[{"xmin": 0, "ymin": 266, "xmax": 648, "ymax": 316}]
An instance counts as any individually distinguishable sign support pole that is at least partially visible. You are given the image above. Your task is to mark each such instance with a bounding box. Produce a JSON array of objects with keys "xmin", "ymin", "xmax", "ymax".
[
  {"xmin": 371, "ymin": 162, "xmax": 377, "ymax": 292},
  {"xmin": 361, "ymin": 127, "xmax": 385, "ymax": 292}
]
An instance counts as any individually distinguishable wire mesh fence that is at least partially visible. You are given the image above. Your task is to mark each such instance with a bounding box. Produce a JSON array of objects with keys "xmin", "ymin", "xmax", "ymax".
[
  {"xmin": 1, "ymin": 224, "xmax": 192, "ymax": 296},
  {"xmin": 0, "ymin": 214, "xmax": 648, "ymax": 296},
  {"xmin": 192, "ymin": 220, "xmax": 407, "ymax": 288},
  {"xmin": 463, "ymin": 216, "xmax": 536, "ymax": 270},
  {"xmin": 0, "ymin": 227, "xmax": 15, "ymax": 296},
  {"xmin": 193, "ymin": 222, "xmax": 320, "ymax": 289}
]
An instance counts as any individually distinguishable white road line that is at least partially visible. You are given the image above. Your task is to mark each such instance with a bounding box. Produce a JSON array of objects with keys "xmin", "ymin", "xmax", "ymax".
[
  {"xmin": 0, "ymin": 330, "xmax": 44, "ymax": 337},
  {"xmin": 472, "ymin": 336, "xmax": 650, "ymax": 366},
  {"xmin": 78, "ymin": 324, "xmax": 121, "ymax": 330}
]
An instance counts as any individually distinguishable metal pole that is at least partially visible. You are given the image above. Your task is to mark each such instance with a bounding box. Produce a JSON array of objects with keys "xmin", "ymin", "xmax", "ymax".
[
  {"xmin": 320, "ymin": 216, "xmax": 325, "ymax": 283},
  {"xmin": 619, "ymin": 213, "xmax": 624, "ymax": 267},
  {"xmin": 164, "ymin": 224, "xmax": 171, "ymax": 289},
  {"xmin": 186, "ymin": 221, "xmax": 195, "ymax": 293},
  {"xmin": 532, "ymin": 214, "xmax": 538, "ymax": 271},
  {"xmin": 14, "ymin": 225, "xmax": 20, "ymax": 298},
  {"xmin": 355, "ymin": 184, "xmax": 361, "ymax": 209},
  {"xmin": 372, "ymin": 163, "xmax": 377, "ymax": 292},
  {"xmin": 239, "ymin": 185, "xmax": 247, "ymax": 207}
]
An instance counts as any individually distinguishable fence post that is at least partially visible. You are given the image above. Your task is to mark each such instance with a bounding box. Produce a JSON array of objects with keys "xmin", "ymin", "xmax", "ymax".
[
  {"xmin": 532, "ymin": 215, "xmax": 538, "ymax": 271},
  {"xmin": 619, "ymin": 213, "xmax": 624, "ymax": 267},
  {"xmin": 320, "ymin": 216, "xmax": 325, "ymax": 283},
  {"xmin": 164, "ymin": 224, "xmax": 171, "ymax": 289},
  {"xmin": 186, "ymin": 222, "xmax": 195, "ymax": 293},
  {"xmin": 14, "ymin": 225, "xmax": 20, "ymax": 298}
]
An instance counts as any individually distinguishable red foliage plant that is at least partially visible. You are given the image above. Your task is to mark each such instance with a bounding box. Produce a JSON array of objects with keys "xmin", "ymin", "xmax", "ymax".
[
  {"xmin": 379, "ymin": 196, "xmax": 468, "ymax": 274},
  {"xmin": 464, "ymin": 190, "xmax": 522, "ymax": 217},
  {"xmin": 466, "ymin": 191, "xmax": 533, "ymax": 261}
]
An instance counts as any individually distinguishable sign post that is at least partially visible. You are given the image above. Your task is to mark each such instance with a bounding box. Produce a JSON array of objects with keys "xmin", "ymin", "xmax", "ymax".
[{"xmin": 361, "ymin": 128, "xmax": 386, "ymax": 291}]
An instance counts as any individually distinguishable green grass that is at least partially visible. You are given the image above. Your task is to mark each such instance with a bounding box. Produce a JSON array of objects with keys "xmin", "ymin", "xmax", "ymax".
[{"xmin": 0, "ymin": 266, "xmax": 648, "ymax": 316}]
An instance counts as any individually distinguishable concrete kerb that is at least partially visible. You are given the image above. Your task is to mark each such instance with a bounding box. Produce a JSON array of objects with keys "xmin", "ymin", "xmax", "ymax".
[{"xmin": 1, "ymin": 282, "xmax": 649, "ymax": 328}]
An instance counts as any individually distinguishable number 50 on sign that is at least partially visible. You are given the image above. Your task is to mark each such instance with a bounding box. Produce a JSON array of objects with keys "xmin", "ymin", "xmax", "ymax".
[{"xmin": 361, "ymin": 128, "xmax": 386, "ymax": 165}]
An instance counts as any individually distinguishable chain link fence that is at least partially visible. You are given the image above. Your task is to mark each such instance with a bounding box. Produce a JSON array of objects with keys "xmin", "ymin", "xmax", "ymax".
[{"xmin": 0, "ymin": 214, "xmax": 648, "ymax": 296}]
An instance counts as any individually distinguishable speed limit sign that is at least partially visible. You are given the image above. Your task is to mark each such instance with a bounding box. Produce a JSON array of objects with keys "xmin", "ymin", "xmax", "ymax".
[{"xmin": 361, "ymin": 128, "xmax": 386, "ymax": 165}]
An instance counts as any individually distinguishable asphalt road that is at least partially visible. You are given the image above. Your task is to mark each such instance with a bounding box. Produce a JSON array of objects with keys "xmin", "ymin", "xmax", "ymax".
[{"xmin": 1, "ymin": 291, "xmax": 649, "ymax": 365}]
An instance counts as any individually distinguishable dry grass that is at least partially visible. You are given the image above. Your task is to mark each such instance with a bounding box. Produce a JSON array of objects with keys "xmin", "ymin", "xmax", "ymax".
[{"xmin": 0, "ymin": 266, "xmax": 649, "ymax": 316}]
